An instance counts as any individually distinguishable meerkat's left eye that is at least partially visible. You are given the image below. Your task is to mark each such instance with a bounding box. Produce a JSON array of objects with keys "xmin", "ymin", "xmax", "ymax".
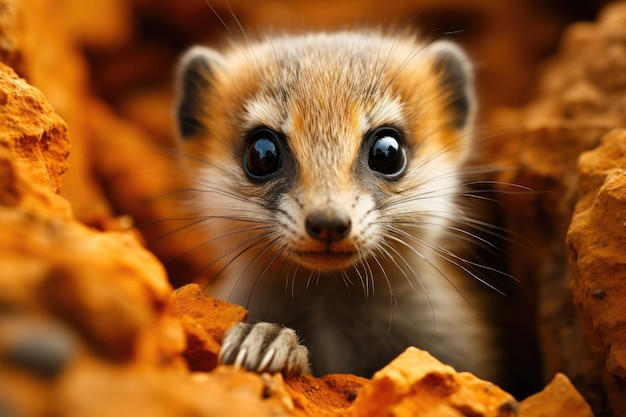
[
  {"xmin": 368, "ymin": 128, "xmax": 406, "ymax": 177},
  {"xmin": 244, "ymin": 128, "xmax": 282, "ymax": 179}
]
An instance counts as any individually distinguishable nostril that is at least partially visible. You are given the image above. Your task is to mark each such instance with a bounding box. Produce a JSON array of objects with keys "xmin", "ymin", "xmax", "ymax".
[
  {"xmin": 305, "ymin": 213, "xmax": 327, "ymax": 241},
  {"xmin": 305, "ymin": 219, "xmax": 324, "ymax": 240},
  {"xmin": 305, "ymin": 210, "xmax": 352, "ymax": 242},
  {"xmin": 333, "ymin": 218, "xmax": 352, "ymax": 240}
]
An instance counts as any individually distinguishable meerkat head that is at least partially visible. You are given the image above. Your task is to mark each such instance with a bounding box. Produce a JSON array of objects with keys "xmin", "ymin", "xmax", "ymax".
[{"xmin": 174, "ymin": 32, "xmax": 476, "ymax": 274}]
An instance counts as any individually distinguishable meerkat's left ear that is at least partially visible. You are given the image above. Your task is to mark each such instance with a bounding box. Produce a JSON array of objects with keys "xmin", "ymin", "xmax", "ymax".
[
  {"xmin": 428, "ymin": 41, "xmax": 476, "ymax": 131},
  {"xmin": 175, "ymin": 46, "xmax": 225, "ymax": 140}
]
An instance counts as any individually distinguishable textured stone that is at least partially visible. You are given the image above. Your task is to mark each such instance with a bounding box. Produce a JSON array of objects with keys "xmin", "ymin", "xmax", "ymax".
[
  {"xmin": 567, "ymin": 129, "xmax": 626, "ymax": 417},
  {"xmin": 487, "ymin": 3, "xmax": 626, "ymax": 415},
  {"xmin": 0, "ymin": 62, "xmax": 69, "ymax": 202},
  {"xmin": 347, "ymin": 347, "xmax": 517, "ymax": 417},
  {"xmin": 170, "ymin": 284, "xmax": 247, "ymax": 371},
  {"xmin": 518, "ymin": 373, "xmax": 594, "ymax": 417}
]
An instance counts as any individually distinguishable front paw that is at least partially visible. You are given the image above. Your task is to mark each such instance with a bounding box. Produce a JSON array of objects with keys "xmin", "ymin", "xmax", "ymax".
[{"xmin": 218, "ymin": 322, "xmax": 309, "ymax": 376}]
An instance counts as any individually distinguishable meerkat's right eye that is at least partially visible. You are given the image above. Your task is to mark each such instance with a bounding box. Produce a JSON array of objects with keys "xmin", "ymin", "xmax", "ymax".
[{"xmin": 244, "ymin": 128, "xmax": 282, "ymax": 180}]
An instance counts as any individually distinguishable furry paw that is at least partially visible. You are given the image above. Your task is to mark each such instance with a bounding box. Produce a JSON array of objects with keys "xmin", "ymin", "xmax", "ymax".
[{"xmin": 218, "ymin": 322, "xmax": 309, "ymax": 376}]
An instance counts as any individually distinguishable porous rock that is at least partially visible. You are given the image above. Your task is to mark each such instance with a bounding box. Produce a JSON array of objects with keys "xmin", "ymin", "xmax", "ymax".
[
  {"xmin": 0, "ymin": 50, "xmax": 292, "ymax": 417},
  {"xmin": 0, "ymin": 61, "xmax": 178, "ymax": 363},
  {"xmin": 346, "ymin": 347, "xmax": 517, "ymax": 417},
  {"xmin": 567, "ymin": 129, "xmax": 626, "ymax": 417},
  {"xmin": 0, "ymin": 62, "xmax": 69, "ymax": 207},
  {"xmin": 170, "ymin": 283, "xmax": 247, "ymax": 371},
  {"xmin": 487, "ymin": 3, "xmax": 626, "ymax": 415},
  {"xmin": 519, "ymin": 373, "xmax": 593, "ymax": 417}
]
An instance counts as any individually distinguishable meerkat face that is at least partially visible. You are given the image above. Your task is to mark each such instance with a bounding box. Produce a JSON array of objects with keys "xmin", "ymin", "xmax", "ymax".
[{"xmin": 175, "ymin": 32, "xmax": 475, "ymax": 275}]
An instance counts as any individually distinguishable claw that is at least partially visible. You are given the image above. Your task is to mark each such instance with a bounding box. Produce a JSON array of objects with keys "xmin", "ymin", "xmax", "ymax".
[
  {"xmin": 233, "ymin": 347, "xmax": 247, "ymax": 370},
  {"xmin": 258, "ymin": 348, "xmax": 275, "ymax": 372},
  {"xmin": 218, "ymin": 322, "xmax": 309, "ymax": 376},
  {"xmin": 218, "ymin": 339, "xmax": 234, "ymax": 364}
]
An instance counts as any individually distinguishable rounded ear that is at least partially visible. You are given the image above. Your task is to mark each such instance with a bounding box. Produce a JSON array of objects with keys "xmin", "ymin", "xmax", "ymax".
[
  {"xmin": 175, "ymin": 46, "xmax": 225, "ymax": 139},
  {"xmin": 427, "ymin": 41, "xmax": 476, "ymax": 131}
]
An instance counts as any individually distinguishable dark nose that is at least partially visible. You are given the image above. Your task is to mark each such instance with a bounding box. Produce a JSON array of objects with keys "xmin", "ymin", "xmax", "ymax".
[{"xmin": 305, "ymin": 209, "xmax": 352, "ymax": 242}]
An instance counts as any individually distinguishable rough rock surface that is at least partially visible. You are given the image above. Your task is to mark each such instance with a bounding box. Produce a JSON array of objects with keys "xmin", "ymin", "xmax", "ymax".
[
  {"xmin": 170, "ymin": 284, "xmax": 247, "ymax": 371},
  {"xmin": 567, "ymin": 129, "xmax": 626, "ymax": 417},
  {"xmin": 518, "ymin": 373, "xmax": 594, "ymax": 417},
  {"xmin": 346, "ymin": 347, "xmax": 517, "ymax": 417},
  {"xmin": 485, "ymin": 3, "xmax": 626, "ymax": 416},
  {"xmin": 0, "ymin": 55, "xmax": 290, "ymax": 417}
]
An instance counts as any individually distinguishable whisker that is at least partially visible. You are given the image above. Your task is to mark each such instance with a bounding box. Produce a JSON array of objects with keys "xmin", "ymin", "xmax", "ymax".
[
  {"xmin": 377, "ymin": 241, "xmax": 415, "ymax": 290},
  {"xmin": 288, "ymin": 261, "xmax": 302, "ymax": 300},
  {"xmin": 352, "ymin": 261, "xmax": 367, "ymax": 297},
  {"xmin": 305, "ymin": 269, "xmax": 319, "ymax": 291},
  {"xmin": 145, "ymin": 217, "xmax": 211, "ymax": 246},
  {"xmin": 225, "ymin": 1, "xmax": 264, "ymax": 77},
  {"xmin": 365, "ymin": 257, "xmax": 375, "ymax": 296},
  {"xmin": 203, "ymin": 0, "xmax": 231, "ymax": 34},
  {"xmin": 146, "ymin": 214, "xmax": 270, "ymax": 249},
  {"xmin": 139, "ymin": 210, "xmax": 267, "ymax": 229},
  {"xmin": 389, "ymin": 226, "xmax": 510, "ymax": 294},
  {"xmin": 366, "ymin": 248, "xmax": 398, "ymax": 332},
  {"xmin": 202, "ymin": 232, "xmax": 276, "ymax": 294},
  {"xmin": 382, "ymin": 230, "xmax": 487, "ymax": 324},
  {"xmin": 365, "ymin": 9, "xmax": 428, "ymax": 105},
  {"xmin": 378, "ymin": 41, "xmax": 430, "ymax": 101},
  {"xmin": 376, "ymin": 239, "xmax": 436, "ymax": 330},
  {"xmin": 164, "ymin": 224, "xmax": 271, "ymax": 264},
  {"xmin": 340, "ymin": 270, "xmax": 354, "ymax": 298},
  {"xmin": 240, "ymin": 238, "xmax": 287, "ymax": 307},
  {"xmin": 391, "ymin": 220, "xmax": 502, "ymax": 253}
]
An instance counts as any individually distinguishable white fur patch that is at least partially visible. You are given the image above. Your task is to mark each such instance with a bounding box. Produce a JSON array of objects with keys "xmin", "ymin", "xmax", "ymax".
[
  {"xmin": 367, "ymin": 95, "xmax": 405, "ymax": 130},
  {"xmin": 243, "ymin": 96, "xmax": 284, "ymax": 131}
]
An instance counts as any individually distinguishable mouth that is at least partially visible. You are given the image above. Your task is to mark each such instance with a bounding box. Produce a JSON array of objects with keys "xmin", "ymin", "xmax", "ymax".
[{"xmin": 291, "ymin": 250, "xmax": 360, "ymax": 271}]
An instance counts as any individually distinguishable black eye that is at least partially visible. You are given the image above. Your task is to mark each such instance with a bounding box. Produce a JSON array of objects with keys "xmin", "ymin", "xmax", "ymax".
[
  {"xmin": 244, "ymin": 129, "xmax": 282, "ymax": 179},
  {"xmin": 368, "ymin": 128, "xmax": 406, "ymax": 177}
]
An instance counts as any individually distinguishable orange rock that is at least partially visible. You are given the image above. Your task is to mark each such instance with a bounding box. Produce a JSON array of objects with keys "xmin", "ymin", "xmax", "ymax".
[
  {"xmin": 518, "ymin": 373, "xmax": 594, "ymax": 417},
  {"xmin": 18, "ymin": 0, "xmax": 144, "ymax": 224},
  {"xmin": 0, "ymin": 62, "xmax": 69, "ymax": 203},
  {"xmin": 171, "ymin": 284, "xmax": 247, "ymax": 340},
  {"xmin": 285, "ymin": 373, "xmax": 368, "ymax": 415},
  {"xmin": 0, "ymin": 55, "xmax": 292, "ymax": 417},
  {"xmin": 346, "ymin": 347, "xmax": 517, "ymax": 417},
  {"xmin": 52, "ymin": 361, "xmax": 299, "ymax": 417},
  {"xmin": 0, "ymin": 48, "xmax": 184, "ymax": 416},
  {"xmin": 567, "ymin": 129, "xmax": 626, "ymax": 417},
  {"xmin": 486, "ymin": 3, "xmax": 626, "ymax": 415},
  {"xmin": 170, "ymin": 284, "xmax": 247, "ymax": 371}
]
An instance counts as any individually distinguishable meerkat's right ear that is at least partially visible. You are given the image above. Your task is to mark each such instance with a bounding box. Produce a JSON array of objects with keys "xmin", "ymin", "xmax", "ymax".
[{"xmin": 175, "ymin": 46, "xmax": 224, "ymax": 139}]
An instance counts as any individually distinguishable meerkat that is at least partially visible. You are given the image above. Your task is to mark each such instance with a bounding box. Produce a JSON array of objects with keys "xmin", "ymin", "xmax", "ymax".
[{"xmin": 173, "ymin": 30, "xmax": 504, "ymax": 381}]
